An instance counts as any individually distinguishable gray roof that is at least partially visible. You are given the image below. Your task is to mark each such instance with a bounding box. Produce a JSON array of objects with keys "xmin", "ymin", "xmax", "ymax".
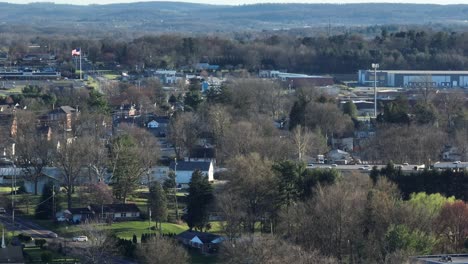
[
  {"xmin": 169, "ymin": 161, "xmax": 211, "ymax": 172},
  {"xmin": 176, "ymin": 230, "xmax": 223, "ymax": 244},
  {"xmin": 0, "ymin": 246, "xmax": 25, "ymax": 263},
  {"xmin": 365, "ymin": 70, "xmax": 468, "ymax": 75}
]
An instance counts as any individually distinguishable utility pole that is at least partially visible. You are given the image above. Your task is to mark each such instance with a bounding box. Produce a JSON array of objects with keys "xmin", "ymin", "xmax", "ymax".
[
  {"xmin": 174, "ymin": 158, "xmax": 179, "ymax": 222},
  {"xmin": 11, "ymin": 161, "xmax": 16, "ymax": 229},
  {"xmin": 371, "ymin": 63, "xmax": 379, "ymax": 118},
  {"xmin": 52, "ymin": 184, "xmax": 55, "ymax": 219}
]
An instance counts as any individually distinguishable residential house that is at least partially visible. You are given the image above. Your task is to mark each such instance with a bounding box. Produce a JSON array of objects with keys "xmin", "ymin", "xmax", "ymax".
[
  {"xmin": 153, "ymin": 70, "xmax": 183, "ymax": 85},
  {"xmin": 176, "ymin": 230, "xmax": 225, "ymax": 254},
  {"xmin": 62, "ymin": 207, "xmax": 94, "ymax": 224},
  {"xmin": 46, "ymin": 106, "xmax": 77, "ymax": 132},
  {"xmin": 147, "ymin": 116, "xmax": 170, "ymax": 137},
  {"xmin": 327, "ymin": 149, "xmax": 352, "ymax": 164},
  {"xmin": 90, "ymin": 204, "xmax": 140, "ymax": 221},
  {"xmin": 168, "ymin": 161, "xmax": 214, "ymax": 187},
  {"xmin": 0, "ymin": 106, "xmax": 18, "ymax": 158}
]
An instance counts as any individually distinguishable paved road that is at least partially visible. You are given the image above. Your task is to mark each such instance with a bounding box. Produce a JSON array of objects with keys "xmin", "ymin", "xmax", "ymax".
[{"xmin": 308, "ymin": 164, "xmax": 418, "ymax": 171}]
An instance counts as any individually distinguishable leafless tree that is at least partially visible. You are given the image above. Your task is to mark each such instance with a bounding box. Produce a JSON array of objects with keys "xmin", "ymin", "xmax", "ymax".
[
  {"xmin": 221, "ymin": 234, "xmax": 337, "ymax": 264},
  {"xmin": 168, "ymin": 112, "xmax": 200, "ymax": 159},
  {"xmin": 54, "ymin": 136, "xmax": 91, "ymax": 209},
  {"xmin": 362, "ymin": 124, "xmax": 446, "ymax": 164},
  {"xmin": 137, "ymin": 235, "xmax": 189, "ymax": 264},
  {"xmin": 71, "ymin": 222, "xmax": 118, "ymax": 264},
  {"xmin": 223, "ymin": 153, "xmax": 278, "ymax": 233},
  {"xmin": 15, "ymin": 111, "xmax": 55, "ymax": 195},
  {"xmin": 283, "ymin": 176, "xmax": 368, "ymax": 261}
]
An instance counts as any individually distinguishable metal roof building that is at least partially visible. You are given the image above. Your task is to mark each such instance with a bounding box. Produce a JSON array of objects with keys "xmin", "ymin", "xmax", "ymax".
[{"xmin": 358, "ymin": 70, "xmax": 468, "ymax": 88}]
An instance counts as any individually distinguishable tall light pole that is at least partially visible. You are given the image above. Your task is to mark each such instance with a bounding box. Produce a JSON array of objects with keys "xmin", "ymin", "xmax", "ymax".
[
  {"xmin": 371, "ymin": 63, "xmax": 379, "ymax": 118},
  {"xmin": 11, "ymin": 161, "xmax": 16, "ymax": 228},
  {"xmin": 174, "ymin": 158, "xmax": 179, "ymax": 221}
]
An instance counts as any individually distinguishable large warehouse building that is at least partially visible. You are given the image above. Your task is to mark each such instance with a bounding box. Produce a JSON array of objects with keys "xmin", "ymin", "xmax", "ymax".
[{"xmin": 358, "ymin": 70, "xmax": 468, "ymax": 88}]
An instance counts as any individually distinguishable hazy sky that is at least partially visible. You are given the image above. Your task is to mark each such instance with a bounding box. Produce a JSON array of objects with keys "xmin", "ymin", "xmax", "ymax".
[{"xmin": 3, "ymin": 0, "xmax": 468, "ymax": 5}]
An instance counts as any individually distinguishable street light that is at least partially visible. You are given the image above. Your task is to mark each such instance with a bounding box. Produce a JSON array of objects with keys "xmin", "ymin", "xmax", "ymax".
[
  {"xmin": 371, "ymin": 63, "xmax": 379, "ymax": 118},
  {"xmin": 174, "ymin": 158, "xmax": 179, "ymax": 221}
]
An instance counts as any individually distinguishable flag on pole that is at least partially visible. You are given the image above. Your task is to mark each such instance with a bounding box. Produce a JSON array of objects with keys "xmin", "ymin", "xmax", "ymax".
[{"xmin": 71, "ymin": 48, "xmax": 81, "ymax": 56}]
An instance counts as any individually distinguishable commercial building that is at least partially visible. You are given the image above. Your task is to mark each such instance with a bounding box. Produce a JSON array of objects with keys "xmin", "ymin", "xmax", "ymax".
[{"xmin": 358, "ymin": 70, "xmax": 468, "ymax": 88}]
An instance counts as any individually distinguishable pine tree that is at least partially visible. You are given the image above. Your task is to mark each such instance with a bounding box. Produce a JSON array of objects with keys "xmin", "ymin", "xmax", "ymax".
[
  {"xmin": 149, "ymin": 181, "xmax": 168, "ymax": 231},
  {"xmin": 185, "ymin": 170, "xmax": 213, "ymax": 231}
]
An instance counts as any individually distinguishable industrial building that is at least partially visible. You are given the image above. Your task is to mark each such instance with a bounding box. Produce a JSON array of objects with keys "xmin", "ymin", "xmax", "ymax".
[{"xmin": 358, "ymin": 70, "xmax": 468, "ymax": 88}]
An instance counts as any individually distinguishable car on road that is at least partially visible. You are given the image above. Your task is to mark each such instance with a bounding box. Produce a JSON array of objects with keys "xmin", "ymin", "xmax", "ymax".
[
  {"xmin": 453, "ymin": 161, "xmax": 461, "ymax": 164},
  {"xmin": 359, "ymin": 166, "xmax": 371, "ymax": 171},
  {"xmin": 72, "ymin": 235, "xmax": 88, "ymax": 242},
  {"xmin": 331, "ymin": 164, "xmax": 338, "ymax": 167},
  {"xmin": 48, "ymin": 232, "xmax": 58, "ymax": 238},
  {"xmin": 403, "ymin": 162, "xmax": 409, "ymax": 166},
  {"xmin": 0, "ymin": 207, "xmax": 6, "ymax": 214}
]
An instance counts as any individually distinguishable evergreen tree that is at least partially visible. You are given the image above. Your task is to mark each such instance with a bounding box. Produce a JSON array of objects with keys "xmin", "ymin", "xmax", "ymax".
[
  {"xmin": 185, "ymin": 170, "xmax": 213, "ymax": 231},
  {"xmin": 163, "ymin": 171, "xmax": 179, "ymax": 221},
  {"xmin": 149, "ymin": 181, "xmax": 168, "ymax": 230},
  {"xmin": 343, "ymin": 101, "xmax": 358, "ymax": 118}
]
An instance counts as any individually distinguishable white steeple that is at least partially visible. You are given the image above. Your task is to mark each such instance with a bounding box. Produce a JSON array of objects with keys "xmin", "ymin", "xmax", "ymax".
[{"xmin": 1, "ymin": 228, "xmax": 6, "ymax": 248}]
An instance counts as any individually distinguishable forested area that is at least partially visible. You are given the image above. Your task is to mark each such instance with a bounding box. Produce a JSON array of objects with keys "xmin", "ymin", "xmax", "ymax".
[{"xmin": 2, "ymin": 29, "xmax": 468, "ymax": 74}]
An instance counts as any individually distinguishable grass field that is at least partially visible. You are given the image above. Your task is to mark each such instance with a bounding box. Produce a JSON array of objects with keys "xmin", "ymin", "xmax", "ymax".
[{"xmin": 103, "ymin": 73, "xmax": 120, "ymax": 80}]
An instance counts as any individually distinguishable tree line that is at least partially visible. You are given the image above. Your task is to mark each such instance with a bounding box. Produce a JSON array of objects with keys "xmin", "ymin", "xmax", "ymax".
[{"xmin": 3, "ymin": 29, "xmax": 468, "ymax": 74}]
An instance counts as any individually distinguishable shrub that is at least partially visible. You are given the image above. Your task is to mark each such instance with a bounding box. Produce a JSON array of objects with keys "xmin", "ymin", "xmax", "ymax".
[
  {"xmin": 41, "ymin": 252, "xmax": 53, "ymax": 262},
  {"xmin": 35, "ymin": 239, "xmax": 47, "ymax": 248},
  {"xmin": 18, "ymin": 233, "xmax": 32, "ymax": 242}
]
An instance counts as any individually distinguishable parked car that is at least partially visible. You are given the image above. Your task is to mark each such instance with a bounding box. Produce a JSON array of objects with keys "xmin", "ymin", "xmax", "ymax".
[
  {"xmin": 0, "ymin": 207, "xmax": 6, "ymax": 214},
  {"xmin": 48, "ymin": 232, "xmax": 58, "ymax": 238},
  {"xmin": 72, "ymin": 236, "xmax": 88, "ymax": 242}
]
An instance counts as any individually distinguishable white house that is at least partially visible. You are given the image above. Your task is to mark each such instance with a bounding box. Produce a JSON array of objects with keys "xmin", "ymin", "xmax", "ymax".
[{"xmin": 168, "ymin": 161, "xmax": 214, "ymax": 186}]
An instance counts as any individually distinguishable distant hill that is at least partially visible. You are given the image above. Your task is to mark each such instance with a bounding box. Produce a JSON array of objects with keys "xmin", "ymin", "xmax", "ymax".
[{"xmin": 0, "ymin": 2, "xmax": 468, "ymax": 34}]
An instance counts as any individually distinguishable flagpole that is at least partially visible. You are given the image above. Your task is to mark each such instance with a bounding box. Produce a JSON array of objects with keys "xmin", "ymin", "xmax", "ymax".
[{"xmin": 79, "ymin": 47, "xmax": 82, "ymax": 80}]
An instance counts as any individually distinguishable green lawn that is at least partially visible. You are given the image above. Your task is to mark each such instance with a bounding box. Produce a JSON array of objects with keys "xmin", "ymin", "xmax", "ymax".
[
  {"xmin": 0, "ymin": 186, "xmax": 12, "ymax": 193},
  {"xmin": 32, "ymin": 220, "xmax": 189, "ymax": 240},
  {"xmin": 103, "ymin": 73, "xmax": 120, "ymax": 80}
]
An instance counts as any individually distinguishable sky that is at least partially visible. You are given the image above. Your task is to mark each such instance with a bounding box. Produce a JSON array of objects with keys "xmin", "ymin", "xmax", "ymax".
[{"xmin": 3, "ymin": 0, "xmax": 468, "ymax": 5}]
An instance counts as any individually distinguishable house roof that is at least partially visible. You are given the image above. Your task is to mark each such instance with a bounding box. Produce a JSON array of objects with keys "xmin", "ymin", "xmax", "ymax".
[
  {"xmin": 169, "ymin": 161, "xmax": 211, "ymax": 172},
  {"xmin": 48, "ymin": 106, "xmax": 76, "ymax": 115},
  {"xmin": 0, "ymin": 246, "xmax": 25, "ymax": 263},
  {"xmin": 68, "ymin": 207, "xmax": 93, "ymax": 215},
  {"xmin": 90, "ymin": 203, "xmax": 140, "ymax": 213},
  {"xmin": 176, "ymin": 230, "xmax": 223, "ymax": 244}
]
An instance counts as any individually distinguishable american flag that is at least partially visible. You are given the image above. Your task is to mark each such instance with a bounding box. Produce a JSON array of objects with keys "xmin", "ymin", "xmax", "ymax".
[{"xmin": 71, "ymin": 48, "xmax": 81, "ymax": 56}]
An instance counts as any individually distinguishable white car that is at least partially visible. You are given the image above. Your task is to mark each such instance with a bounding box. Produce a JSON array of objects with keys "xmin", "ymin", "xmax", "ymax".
[
  {"xmin": 0, "ymin": 207, "xmax": 6, "ymax": 214},
  {"xmin": 48, "ymin": 232, "xmax": 58, "ymax": 238},
  {"xmin": 72, "ymin": 236, "xmax": 88, "ymax": 242}
]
